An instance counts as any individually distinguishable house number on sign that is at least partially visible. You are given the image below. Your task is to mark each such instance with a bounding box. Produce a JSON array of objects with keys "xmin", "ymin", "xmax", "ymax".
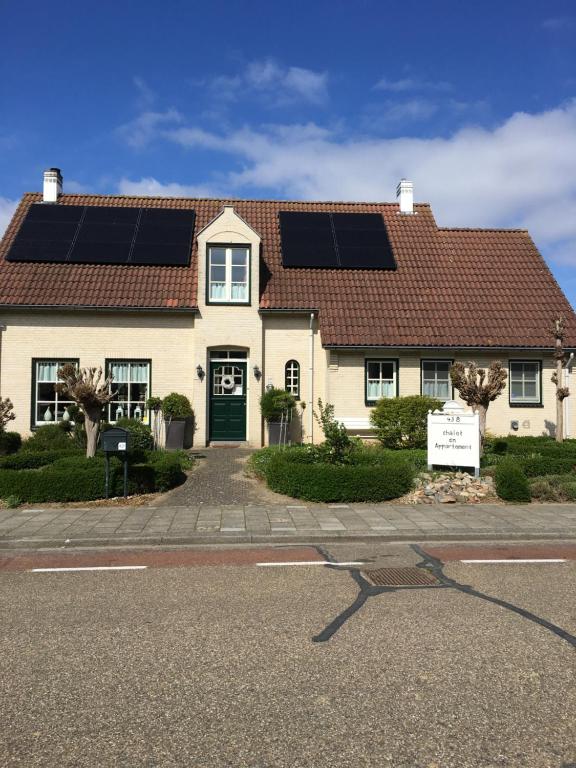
[{"xmin": 427, "ymin": 400, "xmax": 480, "ymax": 477}]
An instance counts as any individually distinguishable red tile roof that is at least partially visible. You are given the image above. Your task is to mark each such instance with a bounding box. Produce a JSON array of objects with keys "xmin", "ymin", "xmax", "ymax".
[{"xmin": 1, "ymin": 192, "xmax": 575, "ymax": 348}]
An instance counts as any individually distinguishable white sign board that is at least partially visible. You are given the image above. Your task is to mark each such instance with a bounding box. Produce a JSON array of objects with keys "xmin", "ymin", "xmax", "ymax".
[{"xmin": 427, "ymin": 408, "xmax": 480, "ymax": 473}]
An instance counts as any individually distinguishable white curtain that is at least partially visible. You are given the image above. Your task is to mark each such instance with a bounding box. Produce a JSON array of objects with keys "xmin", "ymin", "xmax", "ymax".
[
  {"xmin": 231, "ymin": 283, "xmax": 247, "ymax": 301},
  {"xmin": 37, "ymin": 362, "xmax": 57, "ymax": 381}
]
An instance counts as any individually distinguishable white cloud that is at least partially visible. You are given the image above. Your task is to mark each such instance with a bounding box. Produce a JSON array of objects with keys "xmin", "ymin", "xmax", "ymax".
[
  {"xmin": 157, "ymin": 100, "xmax": 576, "ymax": 265},
  {"xmin": 0, "ymin": 197, "xmax": 18, "ymax": 238},
  {"xmin": 133, "ymin": 76, "xmax": 155, "ymax": 109},
  {"xmin": 206, "ymin": 59, "xmax": 328, "ymax": 106},
  {"xmin": 542, "ymin": 16, "xmax": 574, "ymax": 31},
  {"xmin": 377, "ymin": 98, "xmax": 438, "ymax": 123},
  {"xmin": 117, "ymin": 108, "xmax": 183, "ymax": 148},
  {"xmin": 374, "ymin": 76, "xmax": 451, "ymax": 93},
  {"xmin": 117, "ymin": 177, "xmax": 217, "ymax": 198}
]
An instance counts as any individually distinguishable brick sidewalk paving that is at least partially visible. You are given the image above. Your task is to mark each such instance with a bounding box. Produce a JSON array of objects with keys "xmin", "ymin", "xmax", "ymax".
[{"xmin": 1, "ymin": 502, "xmax": 576, "ymax": 548}]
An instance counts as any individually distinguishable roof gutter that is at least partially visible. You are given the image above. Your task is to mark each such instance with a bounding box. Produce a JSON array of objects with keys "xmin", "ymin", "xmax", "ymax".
[
  {"xmin": 323, "ymin": 344, "xmax": 574, "ymax": 352},
  {"xmin": 0, "ymin": 304, "xmax": 199, "ymax": 314}
]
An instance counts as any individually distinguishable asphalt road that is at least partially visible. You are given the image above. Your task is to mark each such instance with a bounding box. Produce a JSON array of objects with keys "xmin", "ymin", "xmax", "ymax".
[{"xmin": 1, "ymin": 541, "xmax": 575, "ymax": 768}]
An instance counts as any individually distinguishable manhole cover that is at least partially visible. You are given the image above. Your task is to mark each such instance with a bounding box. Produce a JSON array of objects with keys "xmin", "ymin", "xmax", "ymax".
[{"xmin": 362, "ymin": 567, "xmax": 439, "ymax": 586}]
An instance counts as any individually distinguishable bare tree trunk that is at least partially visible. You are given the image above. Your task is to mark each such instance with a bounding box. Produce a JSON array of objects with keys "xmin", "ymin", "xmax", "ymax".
[
  {"xmin": 476, "ymin": 404, "xmax": 487, "ymax": 456},
  {"xmin": 556, "ymin": 350, "xmax": 564, "ymax": 443},
  {"xmin": 84, "ymin": 407, "xmax": 102, "ymax": 458}
]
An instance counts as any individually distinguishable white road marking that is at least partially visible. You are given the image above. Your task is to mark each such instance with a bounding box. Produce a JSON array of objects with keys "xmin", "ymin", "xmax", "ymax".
[
  {"xmin": 31, "ymin": 566, "xmax": 148, "ymax": 572},
  {"xmin": 256, "ymin": 560, "xmax": 364, "ymax": 567},
  {"xmin": 460, "ymin": 559, "xmax": 566, "ymax": 564}
]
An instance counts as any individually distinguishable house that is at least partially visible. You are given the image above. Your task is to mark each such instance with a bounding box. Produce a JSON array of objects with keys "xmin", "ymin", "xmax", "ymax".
[{"xmin": 0, "ymin": 168, "xmax": 575, "ymax": 446}]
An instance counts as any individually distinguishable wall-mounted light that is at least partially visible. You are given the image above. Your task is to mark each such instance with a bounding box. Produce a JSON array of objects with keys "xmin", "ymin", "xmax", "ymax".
[
  {"xmin": 196, "ymin": 364, "xmax": 205, "ymax": 380},
  {"xmin": 253, "ymin": 364, "xmax": 262, "ymax": 381}
]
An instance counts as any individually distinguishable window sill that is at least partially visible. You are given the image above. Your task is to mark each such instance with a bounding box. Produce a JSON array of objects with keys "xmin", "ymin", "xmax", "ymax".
[
  {"xmin": 509, "ymin": 402, "xmax": 544, "ymax": 408},
  {"xmin": 207, "ymin": 301, "xmax": 251, "ymax": 307}
]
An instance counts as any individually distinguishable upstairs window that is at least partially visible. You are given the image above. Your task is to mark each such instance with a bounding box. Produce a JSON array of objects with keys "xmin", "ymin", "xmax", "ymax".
[
  {"xmin": 106, "ymin": 360, "xmax": 151, "ymax": 423},
  {"xmin": 208, "ymin": 246, "xmax": 249, "ymax": 303},
  {"xmin": 32, "ymin": 359, "xmax": 78, "ymax": 427},
  {"xmin": 421, "ymin": 360, "xmax": 452, "ymax": 400},
  {"xmin": 509, "ymin": 361, "xmax": 541, "ymax": 405},
  {"xmin": 365, "ymin": 360, "xmax": 397, "ymax": 403},
  {"xmin": 285, "ymin": 360, "xmax": 300, "ymax": 398}
]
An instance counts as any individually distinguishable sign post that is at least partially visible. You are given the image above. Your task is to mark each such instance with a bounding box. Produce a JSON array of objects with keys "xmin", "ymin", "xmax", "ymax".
[
  {"xmin": 101, "ymin": 427, "xmax": 130, "ymax": 498},
  {"xmin": 427, "ymin": 400, "xmax": 480, "ymax": 477}
]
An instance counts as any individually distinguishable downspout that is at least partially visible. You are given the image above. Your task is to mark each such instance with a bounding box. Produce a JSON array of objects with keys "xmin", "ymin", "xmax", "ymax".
[
  {"xmin": 565, "ymin": 352, "xmax": 574, "ymax": 438},
  {"xmin": 309, "ymin": 313, "xmax": 314, "ymax": 443},
  {"xmin": 0, "ymin": 324, "xmax": 5, "ymax": 400}
]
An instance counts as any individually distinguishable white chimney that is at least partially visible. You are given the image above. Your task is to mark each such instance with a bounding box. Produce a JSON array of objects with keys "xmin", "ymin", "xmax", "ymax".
[
  {"xmin": 43, "ymin": 168, "xmax": 63, "ymax": 203},
  {"xmin": 396, "ymin": 178, "xmax": 413, "ymax": 214}
]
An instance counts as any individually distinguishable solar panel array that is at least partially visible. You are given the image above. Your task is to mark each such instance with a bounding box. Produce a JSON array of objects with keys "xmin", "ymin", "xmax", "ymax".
[
  {"xmin": 6, "ymin": 204, "xmax": 195, "ymax": 266},
  {"xmin": 279, "ymin": 211, "xmax": 395, "ymax": 269}
]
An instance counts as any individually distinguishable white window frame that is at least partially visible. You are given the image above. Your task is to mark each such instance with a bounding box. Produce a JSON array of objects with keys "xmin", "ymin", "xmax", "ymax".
[
  {"xmin": 207, "ymin": 245, "xmax": 250, "ymax": 304},
  {"xmin": 365, "ymin": 359, "xmax": 398, "ymax": 403},
  {"xmin": 285, "ymin": 360, "xmax": 300, "ymax": 399},
  {"xmin": 509, "ymin": 360, "xmax": 541, "ymax": 405},
  {"xmin": 106, "ymin": 360, "xmax": 151, "ymax": 423},
  {"xmin": 33, "ymin": 359, "xmax": 78, "ymax": 427},
  {"xmin": 421, "ymin": 359, "xmax": 452, "ymax": 400}
]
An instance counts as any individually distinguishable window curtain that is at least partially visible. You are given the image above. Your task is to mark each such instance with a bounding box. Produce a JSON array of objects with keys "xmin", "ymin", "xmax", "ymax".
[
  {"xmin": 231, "ymin": 283, "xmax": 247, "ymax": 301},
  {"xmin": 37, "ymin": 362, "xmax": 57, "ymax": 381}
]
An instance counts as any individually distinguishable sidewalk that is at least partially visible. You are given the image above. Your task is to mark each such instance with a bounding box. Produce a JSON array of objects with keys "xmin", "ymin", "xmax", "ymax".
[{"xmin": 1, "ymin": 501, "xmax": 576, "ymax": 548}]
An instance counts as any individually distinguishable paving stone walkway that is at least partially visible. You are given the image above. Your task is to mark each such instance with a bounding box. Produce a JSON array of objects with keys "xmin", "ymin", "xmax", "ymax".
[{"xmin": 1, "ymin": 501, "xmax": 576, "ymax": 548}]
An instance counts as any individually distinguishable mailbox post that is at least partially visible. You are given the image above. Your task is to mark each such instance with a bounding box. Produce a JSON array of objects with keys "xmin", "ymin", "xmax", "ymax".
[{"xmin": 101, "ymin": 427, "xmax": 130, "ymax": 498}]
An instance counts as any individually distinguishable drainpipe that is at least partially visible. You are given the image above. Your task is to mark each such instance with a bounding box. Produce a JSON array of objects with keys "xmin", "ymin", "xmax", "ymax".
[
  {"xmin": 565, "ymin": 352, "xmax": 574, "ymax": 438},
  {"xmin": 0, "ymin": 324, "xmax": 5, "ymax": 400},
  {"xmin": 309, "ymin": 313, "xmax": 314, "ymax": 443}
]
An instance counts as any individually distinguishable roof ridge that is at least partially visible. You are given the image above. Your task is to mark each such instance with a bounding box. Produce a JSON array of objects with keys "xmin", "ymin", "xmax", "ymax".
[
  {"xmin": 22, "ymin": 192, "xmax": 431, "ymax": 208},
  {"xmin": 440, "ymin": 226, "xmax": 529, "ymax": 233}
]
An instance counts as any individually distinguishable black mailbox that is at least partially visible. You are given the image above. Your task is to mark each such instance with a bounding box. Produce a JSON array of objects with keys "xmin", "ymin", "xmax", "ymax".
[{"xmin": 101, "ymin": 427, "xmax": 130, "ymax": 453}]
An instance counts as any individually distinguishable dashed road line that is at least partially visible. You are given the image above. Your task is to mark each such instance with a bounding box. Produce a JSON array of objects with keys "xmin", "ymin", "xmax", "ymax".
[
  {"xmin": 460, "ymin": 558, "xmax": 567, "ymax": 564},
  {"xmin": 31, "ymin": 566, "xmax": 148, "ymax": 573}
]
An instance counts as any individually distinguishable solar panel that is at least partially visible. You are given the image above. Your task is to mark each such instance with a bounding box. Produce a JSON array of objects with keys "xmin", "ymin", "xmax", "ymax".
[
  {"xmin": 279, "ymin": 211, "xmax": 339, "ymax": 267},
  {"xmin": 5, "ymin": 204, "xmax": 195, "ymax": 267},
  {"xmin": 279, "ymin": 210, "xmax": 395, "ymax": 270}
]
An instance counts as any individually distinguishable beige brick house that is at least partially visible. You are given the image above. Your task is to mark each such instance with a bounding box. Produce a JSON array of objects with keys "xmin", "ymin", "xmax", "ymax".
[{"xmin": 0, "ymin": 170, "xmax": 575, "ymax": 446}]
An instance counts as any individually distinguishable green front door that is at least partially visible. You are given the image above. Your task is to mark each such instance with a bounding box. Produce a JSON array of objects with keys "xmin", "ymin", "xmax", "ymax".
[{"xmin": 209, "ymin": 361, "xmax": 247, "ymax": 441}]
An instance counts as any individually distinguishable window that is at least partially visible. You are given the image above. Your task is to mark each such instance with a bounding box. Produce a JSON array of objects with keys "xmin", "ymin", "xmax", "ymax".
[
  {"xmin": 32, "ymin": 359, "xmax": 78, "ymax": 427},
  {"xmin": 365, "ymin": 359, "xmax": 398, "ymax": 403},
  {"xmin": 509, "ymin": 361, "xmax": 541, "ymax": 405},
  {"xmin": 285, "ymin": 360, "xmax": 300, "ymax": 398},
  {"xmin": 106, "ymin": 360, "xmax": 151, "ymax": 422},
  {"xmin": 421, "ymin": 360, "xmax": 452, "ymax": 400},
  {"xmin": 209, "ymin": 350, "xmax": 247, "ymax": 360},
  {"xmin": 208, "ymin": 246, "xmax": 249, "ymax": 303}
]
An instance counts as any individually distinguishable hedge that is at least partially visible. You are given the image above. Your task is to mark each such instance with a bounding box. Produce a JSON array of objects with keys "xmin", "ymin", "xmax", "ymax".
[
  {"xmin": 494, "ymin": 458, "xmax": 531, "ymax": 503},
  {"xmin": 0, "ymin": 431, "xmax": 22, "ymax": 455},
  {"xmin": 370, "ymin": 395, "xmax": 442, "ymax": 450},
  {"xmin": 0, "ymin": 452, "xmax": 186, "ymax": 503},
  {"xmin": 21, "ymin": 424, "xmax": 74, "ymax": 452},
  {"xmin": 264, "ymin": 453, "xmax": 414, "ymax": 502},
  {"xmin": 519, "ymin": 456, "xmax": 576, "ymax": 478},
  {"xmin": 0, "ymin": 448, "xmax": 82, "ymax": 470}
]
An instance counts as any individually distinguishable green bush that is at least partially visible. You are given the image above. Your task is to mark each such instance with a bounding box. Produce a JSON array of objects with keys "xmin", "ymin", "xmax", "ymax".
[
  {"xmin": 2, "ymin": 494, "xmax": 22, "ymax": 509},
  {"xmin": 370, "ymin": 395, "xmax": 442, "ymax": 450},
  {"xmin": 313, "ymin": 399, "xmax": 353, "ymax": 463},
  {"xmin": 0, "ymin": 451, "xmax": 186, "ymax": 503},
  {"xmin": 494, "ymin": 458, "xmax": 531, "ymax": 503},
  {"xmin": 104, "ymin": 418, "xmax": 154, "ymax": 453},
  {"xmin": 519, "ymin": 456, "xmax": 576, "ymax": 478},
  {"xmin": 264, "ymin": 452, "xmax": 414, "ymax": 502},
  {"xmin": 0, "ymin": 448, "xmax": 81, "ymax": 470},
  {"xmin": 162, "ymin": 392, "xmax": 193, "ymax": 420},
  {"xmin": 0, "ymin": 431, "xmax": 22, "ymax": 455},
  {"xmin": 21, "ymin": 424, "xmax": 73, "ymax": 452},
  {"xmin": 259, "ymin": 387, "xmax": 296, "ymax": 423}
]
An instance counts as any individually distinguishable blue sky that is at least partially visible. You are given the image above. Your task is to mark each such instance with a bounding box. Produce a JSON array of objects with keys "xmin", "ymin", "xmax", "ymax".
[{"xmin": 1, "ymin": 0, "xmax": 575, "ymax": 307}]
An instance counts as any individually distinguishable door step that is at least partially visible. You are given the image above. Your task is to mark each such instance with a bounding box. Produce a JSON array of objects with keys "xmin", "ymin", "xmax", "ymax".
[{"xmin": 208, "ymin": 441, "xmax": 249, "ymax": 448}]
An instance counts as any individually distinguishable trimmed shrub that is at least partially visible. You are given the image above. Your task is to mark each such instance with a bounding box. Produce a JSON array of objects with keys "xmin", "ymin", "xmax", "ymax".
[
  {"xmin": 0, "ymin": 449, "xmax": 81, "ymax": 470},
  {"xmin": 162, "ymin": 393, "xmax": 193, "ymax": 420},
  {"xmin": 494, "ymin": 459, "xmax": 531, "ymax": 503},
  {"xmin": 264, "ymin": 453, "xmax": 414, "ymax": 502},
  {"xmin": 520, "ymin": 456, "xmax": 576, "ymax": 478},
  {"xmin": 0, "ymin": 431, "xmax": 22, "ymax": 455},
  {"xmin": 260, "ymin": 388, "xmax": 296, "ymax": 423},
  {"xmin": 147, "ymin": 451, "xmax": 187, "ymax": 492},
  {"xmin": 370, "ymin": 395, "xmax": 442, "ymax": 450},
  {"xmin": 21, "ymin": 424, "xmax": 73, "ymax": 452}
]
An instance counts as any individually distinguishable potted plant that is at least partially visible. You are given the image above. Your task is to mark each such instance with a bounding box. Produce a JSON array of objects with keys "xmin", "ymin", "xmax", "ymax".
[
  {"xmin": 260, "ymin": 387, "xmax": 296, "ymax": 445},
  {"xmin": 162, "ymin": 393, "xmax": 194, "ymax": 450}
]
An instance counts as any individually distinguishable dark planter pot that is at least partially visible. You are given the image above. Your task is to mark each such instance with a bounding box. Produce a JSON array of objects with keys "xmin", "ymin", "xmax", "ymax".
[
  {"xmin": 165, "ymin": 417, "xmax": 194, "ymax": 450},
  {"xmin": 267, "ymin": 422, "xmax": 282, "ymax": 446}
]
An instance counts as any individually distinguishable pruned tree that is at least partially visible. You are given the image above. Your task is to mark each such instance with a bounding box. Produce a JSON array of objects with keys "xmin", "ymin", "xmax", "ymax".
[
  {"xmin": 450, "ymin": 361, "xmax": 507, "ymax": 451},
  {"xmin": 551, "ymin": 316, "xmax": 570, "ymax": 443},
  {"xmin": 0, "ymin": 398, "xmax": 15, "ymax": 431},
  {"xmin": 56, "ymin": 365, "xmax": 115, "ymax": 458}
]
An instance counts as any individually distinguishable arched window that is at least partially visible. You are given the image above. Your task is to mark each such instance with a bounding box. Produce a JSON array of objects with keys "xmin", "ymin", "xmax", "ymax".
[{"xmin": 285, "ymin": 360, "xmax": 300, "ymax": 399}]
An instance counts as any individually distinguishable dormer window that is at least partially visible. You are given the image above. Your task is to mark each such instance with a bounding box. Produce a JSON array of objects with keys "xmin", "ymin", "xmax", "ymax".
[{"xmin": 208, "ymin": 245, "xmax": 250, "ymax": 304}]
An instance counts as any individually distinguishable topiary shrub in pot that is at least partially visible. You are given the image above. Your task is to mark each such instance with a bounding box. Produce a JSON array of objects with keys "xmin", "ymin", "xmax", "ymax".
[
  {"xmin": 162, "ymin": 393, "xmax": 194, "ymax": 450},
  {"xmin": 260, "ymin": 388, "xmax": 296, "ymax": 445}
]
